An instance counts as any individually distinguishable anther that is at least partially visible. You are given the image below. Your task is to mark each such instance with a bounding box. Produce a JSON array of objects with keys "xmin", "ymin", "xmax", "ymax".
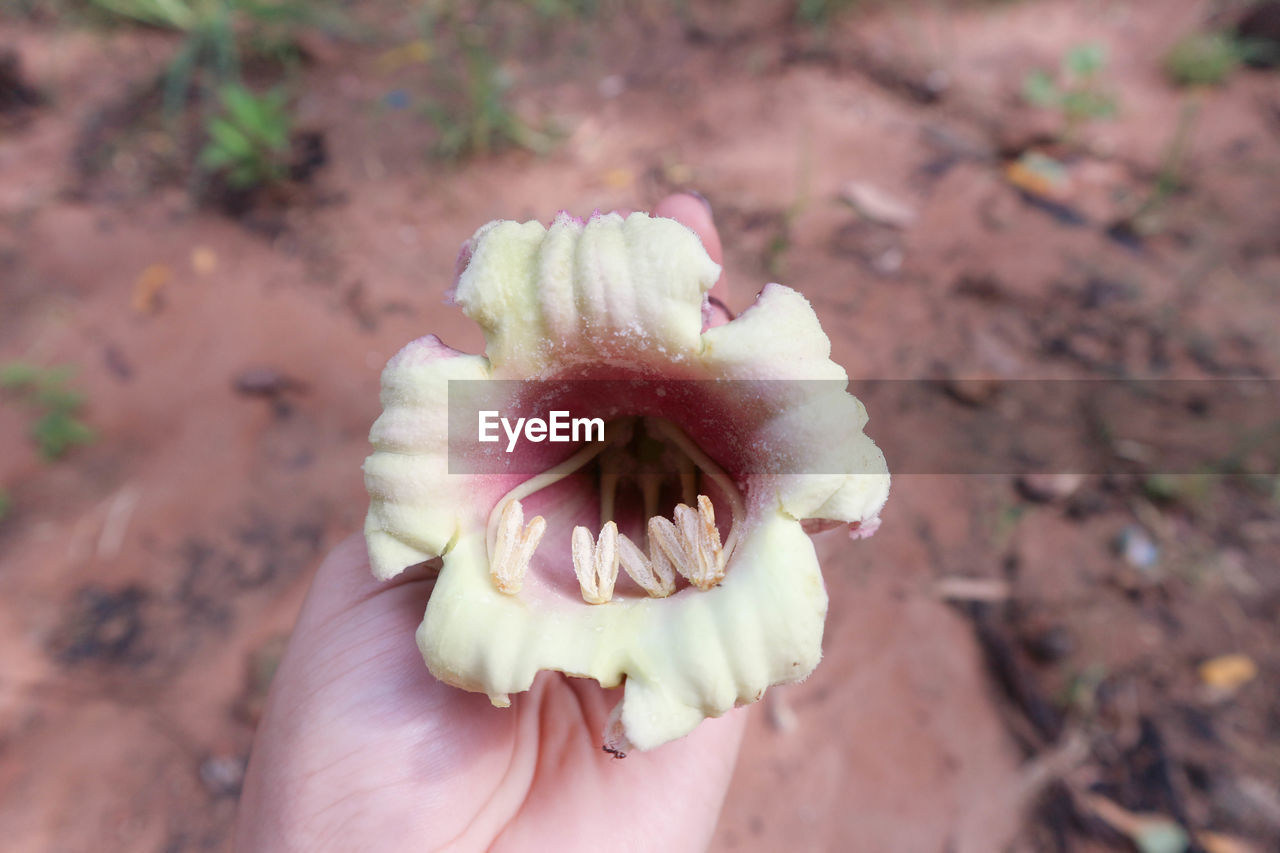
[
  {"xmin": 649, "ymin": 515, "xmax": 697, "ymax": 587},
  {"xmin": 490, "ymin": 500, "xmax": 546, "ymax": 594},
  {"xmin": 672, "ymin": 497, "xmax": 725, "ymax": 590},
  {"xmin": 573, "ymin": 520, "xmax": 620, "ymax": 604},
  {"xmin": 618, "ymin": 531, "xmax": 676, "ymax": 598}
]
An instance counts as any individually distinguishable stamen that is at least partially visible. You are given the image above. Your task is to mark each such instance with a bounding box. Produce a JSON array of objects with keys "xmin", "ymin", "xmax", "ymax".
[
  {"xmin": 674, "ymin": 503, "xmax": 701, "ymax": 560},
  {"xmin": 692, "ymin": 500, "xmax": 725, "ymax": 586},
  {"xmin": 645, "ymin": 516, "xmax": 680, "ymax": 594},
  {"xmin": 486, "ymin": 419, "xmax": 630, "ymax": 561},
  {"xmin": 571, "ymin": 526, "xmax": 596, "ymax": 600},
  {"xmin": 673, "ymin": 500, "xmax": 725, "ymax": 590},
  {"xmin": 645, "ymin": 417, "xmax": 746, "ymax": 568},
  {"xmin": 638, "ymin": 472, "xmax": 662, "ymax": 526},
  {"xmin": 677, "ymin": 453, "xmax": 697, "ymax": 507},
  {"xmin": 573, "ymin": 521, "xmax": 620, "ymax": 604},
  {"xmin": 697, "ymin": 494, "xmax": 724, "ymax": 573},
  {"xmin": 618, "ymin": 531, "xmax": 675, "ymax": 598},
  {"xmin": 494, "ymin": 500, "xmax": 523, "ymax": 563},
  {"xmin": 489, "ymin": 500, "xmax": 545, "ymax": 595},
  {"xmin": 697, "ymin": 494, "xmax": 721, "ymax": 551},
  {"xmin": 649, "ymin": 515, "xmax": 696, "ymax": 586},
  {"xmin": 596, "ymin": 521, "xmax": 618, "ymax": 599},
  {"xmin": 599, "ymin": 468, "xmax": 619, "ymax": 528},
  {"xmin": 484, "ymin": 417, "xmax": 744, "ymax": 602},
  {"xmin": 514, "ymin": 515, "xmax": 546, "ymax": 581}
]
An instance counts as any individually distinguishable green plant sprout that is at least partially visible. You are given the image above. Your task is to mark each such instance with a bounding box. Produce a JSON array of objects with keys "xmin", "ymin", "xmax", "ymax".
[
  {"xmin": 87, "ymin": 0, "xmax": 331, "ymax": 114},
  {"xmin": 795, "ymin": 0, "xmax": 862, "ymax": 29},
  {"xmin": 1023, "ymin": 42, "xmax": 1118, "ymax": 138},
  {"xmin": 0, "ymin": 489, "xmax": 11, "ymax": 523},
  {"xmin": 526, "ymin": 0, "xmax": 603, "ymax": 21},
  {"xmin": 422, "ymin": 27, "xmax": 552, "ymax": 162},
  {"xmin": 1122, "ymin": 97, "xmax": 1201, "ymax": 236},
  {"xmin": 0, "ymin": 362, "xmax": 96, "ymax": 461},
  {"xmin": 199, "ymin": 83, "xmax": 293, "ymax": 189}
]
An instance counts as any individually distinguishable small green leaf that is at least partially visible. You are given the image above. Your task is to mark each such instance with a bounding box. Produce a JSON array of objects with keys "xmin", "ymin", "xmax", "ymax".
[
  {"xmin": 207, "ymin": 117, "xmax": 254, "ymax": 157},
  {"xmin": 1022, "ymin": 70, "xmax": 1059, "ymax": 107},
  {"xmin": 1065, "ymin": 43, "xmax": 1108, "ymax": 78},
  {"xmin": 31, "ymin": 410, "xmax": 96, "ymax": 461},
  {"xmin": 199, "ymin": 144, "xmax": 236, "ymax": 169},
  {"xmin": 0, "ymin": 361, "xmax": 40, "ymax": 389},
  {"xmin": 1062, "ymin": 89, "xmax": 1117, "ymax": 121},
  {"xmin": 222, "ymin": 84, "xmax": 261, "ymax": 126},
  {"xmin": 1, "ymin": 362, "xmax": 96, "ymax": 459}
]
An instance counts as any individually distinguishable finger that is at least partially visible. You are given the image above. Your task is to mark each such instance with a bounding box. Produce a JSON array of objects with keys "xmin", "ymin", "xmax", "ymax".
[
  {"xmin": 652, "ymin": 192, "xmax": 731, "ymax": 325},
  {"xmin": 298, "ymin": 532, "xmax": 437, "ymax": 623},
  {"xmin": 236, "ymin": 534, "xmax": 520, "ymax": 851},
  {"xmin": 495, "ymin": 675, "xmax": 749, "ymax": 851},
  {"xmin": 653, "ymin": 192, "xmax": 721, "ymax": 267}
]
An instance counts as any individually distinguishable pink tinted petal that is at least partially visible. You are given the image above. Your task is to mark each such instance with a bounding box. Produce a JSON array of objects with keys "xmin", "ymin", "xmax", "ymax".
[
  {"xmin": 848, "ymin": 516, "xmax": 882, "ymax": 540},
  {"xmin": 385, "ymin": 335, "xmax": 472, "ymax": 369}
]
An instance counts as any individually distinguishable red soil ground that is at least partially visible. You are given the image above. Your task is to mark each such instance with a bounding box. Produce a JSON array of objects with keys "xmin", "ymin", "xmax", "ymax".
[{"xmin": 1, "ymin": 1, "xmax": 1277, "ymax": 850}]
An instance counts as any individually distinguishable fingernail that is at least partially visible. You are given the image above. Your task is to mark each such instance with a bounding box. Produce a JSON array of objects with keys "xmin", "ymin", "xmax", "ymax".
[{"xmin": 685, "ymin": 190, "xmax": 713, "ymax": 218}]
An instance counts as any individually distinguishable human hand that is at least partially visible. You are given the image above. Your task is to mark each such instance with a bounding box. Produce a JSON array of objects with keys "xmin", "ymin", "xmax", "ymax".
[{"xmin": 234, "ymin": 194, "xmax": 747, "ymax": 852}]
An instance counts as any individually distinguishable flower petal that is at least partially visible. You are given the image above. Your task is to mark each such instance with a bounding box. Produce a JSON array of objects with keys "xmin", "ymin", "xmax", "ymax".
[
  {"xmin": 452, "ymin": 212, "xmax": 722, "ymax": 374},
  {"xmin": 701, "ymin": 283, "xmax": 848, "ymax": 382},
  {"xmin": 701, "ymin": 284, "xmax": 890, "ymax": 524},
  {"xmin": 364, "ymin": 336, "xmax": 498, "ymax": 579},
  {"xmin": 415, "ymin": 509, "xmax": 826, "ymax": 749}
]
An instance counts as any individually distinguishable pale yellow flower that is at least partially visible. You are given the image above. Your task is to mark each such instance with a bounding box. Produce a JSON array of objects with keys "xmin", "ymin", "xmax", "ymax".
[{"xmin": 364, "ymin": 211, "xmax": 889, "ymax": 752}]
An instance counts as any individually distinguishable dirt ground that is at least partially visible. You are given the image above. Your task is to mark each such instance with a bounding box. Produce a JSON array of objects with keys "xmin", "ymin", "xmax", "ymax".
[{"xmin": 1, "ymin": 1, "xmax": 1278, "ymax": 850}]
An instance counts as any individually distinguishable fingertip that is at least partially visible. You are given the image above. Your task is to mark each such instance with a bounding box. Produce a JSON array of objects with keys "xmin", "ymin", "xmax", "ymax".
[
  {"xmin": 653, "ymin": 192, "xmax": 727, "ymax": 306},
  {"xmin": 653, "ymin": 192, "xmax": 722, "ymax": 266}
]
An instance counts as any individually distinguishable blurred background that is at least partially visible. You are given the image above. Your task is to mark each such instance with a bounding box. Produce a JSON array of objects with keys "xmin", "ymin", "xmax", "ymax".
[{"xmin": 1, "ymin": 0, "xmax": 1278, "ymax": 850}]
